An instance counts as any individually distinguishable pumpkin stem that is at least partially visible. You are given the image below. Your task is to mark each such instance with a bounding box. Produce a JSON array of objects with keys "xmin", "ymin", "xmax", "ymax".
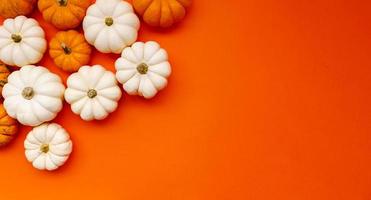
[
  {"xmin": 105, "ymin": 17, "xmax": 114, "ymax": 26},
  {"xmin": 87, "ymin": 89, "xmax": 97, "ymax": 98},
  {"xmin": 40, "ymin": 144, "xmax": 49, "ymax": 153},
  {"xmin": 22, "ymin": 87, "xmax": 34, "ymax": 100},
  {"xmin": 11, "ymin": 34, "xmax": 22, "ymax": 43},
  {"xmin": 61, "ymin": 43, "xmax": 72, "ymax": 55},
  {"xmin": 57, "ymin": 0, "xmax": 68, "ymax": 6},
  {"xmin": 137, "ymin": 63, "xmax": 149, "ymax": 74}
]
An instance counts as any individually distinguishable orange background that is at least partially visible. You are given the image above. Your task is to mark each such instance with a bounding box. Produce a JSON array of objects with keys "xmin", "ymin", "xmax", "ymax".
[{"xmin": 1, "ymin": 0, "xmax": 371, "ymax": 199}]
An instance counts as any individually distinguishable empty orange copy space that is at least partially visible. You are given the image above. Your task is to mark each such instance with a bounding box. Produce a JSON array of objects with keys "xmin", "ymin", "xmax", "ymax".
[{"xmin": 0, "ymin": 0, "xmax": 371, "ymax": 199}]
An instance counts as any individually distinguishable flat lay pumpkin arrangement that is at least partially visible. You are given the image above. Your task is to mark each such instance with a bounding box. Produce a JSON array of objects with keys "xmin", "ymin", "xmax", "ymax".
[{"xmin": 0, "ymin": 0, "xmax": 191, "ymax": 171}]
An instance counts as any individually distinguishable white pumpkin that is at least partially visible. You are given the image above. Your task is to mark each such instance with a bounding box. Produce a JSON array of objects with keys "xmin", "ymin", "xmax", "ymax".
[
  {"xmin": 24, "ymin": 123, "xmax": 73, "ymax": 171},
  {"xmin": 2, "ymin": 65, "xmax": 65, "ymax": 126},
  {"xmin": 0, "ymin": 16, "xmax": 47, "ymax": 67},
  {"xmin": 64, "ymin": 65, "xmax": 122, "ymax": 121},
  {"xmin": 82, "ymin": 0, "xmax": 140, "ymax": 54},
  {"xmin": 115, "ymin": 41, "xmax": 171, "ymax": 99}
]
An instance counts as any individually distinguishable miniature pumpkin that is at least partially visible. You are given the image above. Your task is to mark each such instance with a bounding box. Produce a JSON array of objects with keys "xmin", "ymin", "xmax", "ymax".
[
  {"xmin": 65, "ymin": 65, "xmax": 122, "ymax": 121},
  {"xmin": 0, "ymin": 0, "xmax": 36, "ymax": 19},
  {"xmin": 83, "ymin": 0, "xmax": 140, "ymax": 54},
  {"xmin": 0, "ymin": 62, "xmax": 10, "ymax": 95},
  {"xmin": 24, "ymin": 123, "xmax": 72, "ymax": 171},
  {"xmin": 115, "ymin": 41, "xmax": 171, "ymax": 99},
  {"xmin": 38, "ymin": 0, "xmax": 91, "ymax": 30},
  {"xmin": 0, "ymin": 16, "xmax": 47, "ymax": 67},
  {"xmin": 132, "ymin": 0, "xmax": 191, "ymax": 28},
  {"xmin": 2, "ymin": 65, "xmax": 65, "ymax": 126},
  {"xmin": 49, "ymin": 30, "xmax": 92, "ymax": 72},
  {"xmin": 0, "ymin": 103, "xmax": 18, "ymax": 147}
]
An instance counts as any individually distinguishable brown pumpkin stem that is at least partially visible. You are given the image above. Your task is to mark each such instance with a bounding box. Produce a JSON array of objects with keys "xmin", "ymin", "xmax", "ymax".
[
  {"xmin": 11, "ymin": 34, "xmax": 22, "ymax": 43},
  {"xmin": 61, "ymin": 43, "xmax": 72, "ymax": 55},
  {"xmin": 22, "ymin": 87, "xmax": 34, "ymax": 100},
  {"xmin": 87, "ymin": 89, "xmax": 97, "ymax": 98},
  {"xmin": 137, "ymin": 63, "xmax": 149, "ymax": 74},
  {"xmin": 40, "ymin": 144, "xmax": 49, "ymax": 153},
  {"xmin": 105, "ymin": 17, "xmax": 114, "ymax": 26},
  {"xmin": 57, "ymin": 0, "xmax": 68, "ymax": 6}
]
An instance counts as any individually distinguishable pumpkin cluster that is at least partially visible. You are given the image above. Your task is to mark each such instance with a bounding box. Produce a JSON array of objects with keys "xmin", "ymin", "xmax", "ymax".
[{"xmin": 0, "ymin": 0, "xmax": 191, "ymax": 171}]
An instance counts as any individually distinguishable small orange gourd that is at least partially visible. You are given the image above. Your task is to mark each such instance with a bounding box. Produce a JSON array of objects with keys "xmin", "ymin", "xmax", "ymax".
[
  {"xmin": 49, "ymin": 30, "xmax": 92, "ymax": 72},
  {"xmin": 38, "ymin": 0, "xmax": 91, "ymax": 30},
  {"xmin": 133, "ymin": 0, "xmax": 191, "ymax": 28},
  {"xmin": 0, "ymin": 62, "xmax": 10, "ymax": 95},
  {"xmin": 0, "ymin": 104, "xmax": 18, "ymax": 147},
  {"xmin": 0, "ymin": 0, "xmax": 36, "ymax": 18}
]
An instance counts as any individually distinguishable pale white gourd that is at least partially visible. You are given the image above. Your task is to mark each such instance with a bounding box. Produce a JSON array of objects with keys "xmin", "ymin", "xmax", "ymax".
[
  {"xmin": 82, "ymin": 0, "xmax": 140, "ymax": 54},
  {"xmin": 115, "ymin": 41, "xmax": 171, "ymax": 99},
  {"xmin": 64, "ymin": 65, "xmax": 122, "ymax": 121},
  {"xmin": 24, "ymin": 123, "xmax": 73, "ymax": 171},
  {"xmin": 2, "ymin": 65, "xmax": 65, "ymax": 126},
  {"xmin": 0, "ymin": 16, "xmax": 47, "ymax": 67}
]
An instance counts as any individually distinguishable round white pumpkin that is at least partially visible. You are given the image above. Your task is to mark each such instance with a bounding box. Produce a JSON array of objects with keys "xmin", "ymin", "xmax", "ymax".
[
  {"xmin": 2, "ymin": 65, "xmax": 65, "ymax": 126},
  {"xmin": 0, "ymin": 16, "xmax": 47, "ymax": 67},
  {"xmin": 115, "ymin": 41, "xmax": 171, "ymax": 99},
  {"xmin": 24, "ymin": 123, "xmax": 73, "ymax": 171},
  {"xmin": 65, "ymin": 65, "xmax": 122, "ymax": 121},
  {"xmin": 82, "ymin": 0, "xmax": 140, "ymax": 54}
]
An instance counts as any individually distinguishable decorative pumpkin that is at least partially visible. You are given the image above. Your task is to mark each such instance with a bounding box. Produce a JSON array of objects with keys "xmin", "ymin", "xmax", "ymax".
[
  {"xmin": 24, "ymin": 123, "xmax": 73, "ymax": 171},
  {"xmin": 38, "ymin": 0, "xmax": 91, "ymax": 30},
  {"xmin": 49, "ymin": 30, "xmax": 92, "ymax": 72},
  {"xmin": 65, "ymin": 65, "xmax": 122, "ymax": 121},
  {"xmin": 0, "ymin": 103, "xmax": 18, "ymax": 147},
  {"xmin": 115, "ymin": 41, "xmax": 171, "ymax": 99},
  {"xmin": 0, "ymin": 62, "xmax": 10, "ymax": 95},
  {"xmin": 83, "ymin": 0, "xmax": 140, "ymax": 54},
  {"xmin": 0, "ymin": 0, "xmax": 36, "ymax": 19},
  {"xmin": 132, "ymin": 0, "xmax": 191, "ymax": 28},
  {"xmin": 0, "ymin": 16, "xmax": 47, "ymax": 67},
  {"xmin": 2, "ymin": 65, "xmax": 65, "ymax": 126}
]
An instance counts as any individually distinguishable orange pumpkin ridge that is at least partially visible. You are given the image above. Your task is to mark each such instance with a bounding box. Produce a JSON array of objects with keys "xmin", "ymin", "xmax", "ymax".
[
  {"xmin": 0, "ymin": 104, "xmax": 18, "ymax": 147},
  {"xmin": 133, "ymin": 0, "xmax": 191, "ymax": 28},
  {"xmin": 49, "ymin": 30, "xmax": 92, "ymax": 72},
  {"xmin": 0, "ymin": 0, "xmax": 36, "ymax": 18},
  {"xmin": 0, "ymin": 62, "xmax": 10, "ymax": 95},
  {"xmin": 38, "ymin": 0, "xmax": 91, "ymax": 30}
]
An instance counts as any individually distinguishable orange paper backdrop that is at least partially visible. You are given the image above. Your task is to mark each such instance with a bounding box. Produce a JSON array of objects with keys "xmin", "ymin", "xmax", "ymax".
[{"xmin": 1, "ymin": 0, "xmax": 371, "ymax": 199}]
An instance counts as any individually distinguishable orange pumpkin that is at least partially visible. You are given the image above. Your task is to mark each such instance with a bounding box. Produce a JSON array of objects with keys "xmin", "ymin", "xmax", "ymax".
[
  {"xmin": 49, "ymin": 30, "xmax": 92, "ymax": 72},
  {"xmin": 0, "ymin": 0, "xmax": 36, "ymax": 19},
  {"xmin": 0, "ymin": 104, "xmax": 18, "ymax": 147},
  {"xmin": 0, "ymin": 62, "xmax": 10, "ymax": 95},
  {"xmin": 38, "ymin": 0, "xmax": 91, "ymax": 30},
  {"xmin": 133, "ymin": 0, "xmax": 191, "ymax": 28}
]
